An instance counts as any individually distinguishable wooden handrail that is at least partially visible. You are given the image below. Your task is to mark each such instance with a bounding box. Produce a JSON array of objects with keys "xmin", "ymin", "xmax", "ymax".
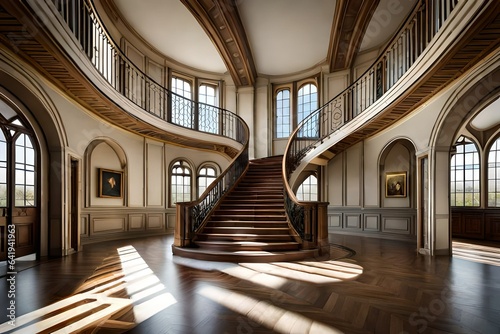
[{"xmin": 175, "ymin": 123, "xmax": 249, "ymax": 247}]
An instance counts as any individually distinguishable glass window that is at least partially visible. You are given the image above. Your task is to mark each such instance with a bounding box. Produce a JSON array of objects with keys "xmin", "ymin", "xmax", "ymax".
[
  {"xmin": 450, "ymin": 136, "xmax": 480, "ymax": 207},
  {"xmin": 171, "ymin": 76, "xmax": 193, "ymax": 128},
  {"xmin": 488, "ymin": 137, "xmax": 500, "ymax": 207},
  {"xmin": 15, "ymin": 133, "xmax": 36, "ymax": 207},
  {"xmin": 275, "ymin": 89, "xmax": 291, "ymax": 138},
  {"xmin": 198, "ymin": 84, "xmax": 218, "ymax": 134},
  {"xmin": 274, "ymin": 81, "xmax": 318, "ymax": 139},
  {"xmin": 297, "ymin": 83, "xmax": 318, "ymax": 138},
  {"xmin": 198, "ymin": 165, "xmax": 217, "ymax": 197},
  {"xmin": 297, "ymin": 84, "xmax": 318, "ymax": 123},
  {"xmin": 296, "ymin": 174, "xmax": 318, "ymax": 201},
  {"xmin": 170, "ymin": 160, "xmax": 192, "ymax": 206}
]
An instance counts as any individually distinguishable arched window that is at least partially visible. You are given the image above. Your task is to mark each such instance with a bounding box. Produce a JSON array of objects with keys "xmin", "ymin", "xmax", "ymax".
[
  {"xmin": 275, "ymin": 89, "xmax": 291, "ymax": 138},
  {"xmin": 198, "ymin": 165, "xmax": 217, "ymax": 197},
  {"xmin": 450, "ymin": 136, "xmax": 480, "ymax": 207},
  {"xmin": 274, "ymin": 80, "xmax": 318, "ymax": 139},
  {"xmin": 296, "ymin": 174, "xmax": 318, "ymax": 201},
  {"xmin": 171, "ymin": 76, "xmax": 193, "ymax": 128},
  {"xmin": 488, "ymin": 137, "xmax": 500, "ymax": 207},
  {"xmin": 170, "ymin": 160, "xmax": 192, "ymax": 206},
  {"xmin": 297, "ymin": 83, "xmax": 318, "ymax": 124},
  {"xmin": 14, "ymin": 133, "xmax": 36, "ymax": 206},
  {"xmin": 0, "ymin": 99, "xmax": 38, "ymax": 259},
  {"xmin": 298, "ymin": 83, "xmax": 318, "ymax": 138},
  {"xmin": 198, "ymin": 83, "xmax": 218, "ymax": 134}
]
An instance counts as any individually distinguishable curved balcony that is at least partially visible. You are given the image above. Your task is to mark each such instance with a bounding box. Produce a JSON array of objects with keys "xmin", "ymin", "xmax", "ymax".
[
  {"xmin": 0, "ymin": 0, "xmax": 251, "ymax": 250},
  {"xmin": 283, "ymin": 0, "xmax": 500, "ymax": 247},
  {"xmin": 0, "ymin": 0, "xmax": 245, "ymax": 158}
]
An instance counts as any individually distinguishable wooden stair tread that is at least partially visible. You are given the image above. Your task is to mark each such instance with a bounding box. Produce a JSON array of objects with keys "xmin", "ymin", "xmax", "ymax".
[{"xmin": 190, "ymin": 155, "xmax": 302, "ymax": 258}]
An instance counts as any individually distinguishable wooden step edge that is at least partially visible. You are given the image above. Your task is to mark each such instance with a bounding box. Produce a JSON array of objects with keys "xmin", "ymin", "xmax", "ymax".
[{"xmin": 172, "ymin": 246, "xmax": 317, "ymax": 263}]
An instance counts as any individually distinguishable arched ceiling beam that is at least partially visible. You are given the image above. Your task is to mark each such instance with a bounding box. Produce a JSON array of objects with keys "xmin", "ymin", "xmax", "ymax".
[
  {"xmin": 328, "ymin": 0, "xmax": 379, "ymax": 72},
  {"xmin": 181, "ymin": 0, "xmax": 257, "ymax": 87}
]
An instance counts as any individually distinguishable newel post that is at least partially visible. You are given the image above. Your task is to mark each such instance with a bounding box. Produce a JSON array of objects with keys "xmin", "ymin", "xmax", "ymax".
[
  {"xmin": 317, "ymin": 202, "xmax": 330, "ymax": 255},
  {"xmin": 174, "ymin": 203, "xmax": 192, "ymax": 247}
]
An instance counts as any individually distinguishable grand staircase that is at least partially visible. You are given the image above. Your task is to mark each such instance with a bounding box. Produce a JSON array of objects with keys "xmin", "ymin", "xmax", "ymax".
[{"xmin": 173, "ymin": 156, "xmax": 317, "ymax": 262}]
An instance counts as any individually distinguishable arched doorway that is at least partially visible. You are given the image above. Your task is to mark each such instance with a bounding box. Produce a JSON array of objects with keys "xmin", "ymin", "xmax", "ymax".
[
  {"xmin": 0, "ymin": 98, "xmax": 39, "ymax": 260},
  {"xmin": 429, "ymin": 63, "xmax": 500, "ymax": 255}
]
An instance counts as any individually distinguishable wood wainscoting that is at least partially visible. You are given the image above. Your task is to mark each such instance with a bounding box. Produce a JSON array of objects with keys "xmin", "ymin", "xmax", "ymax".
[{"xmin": 452, "ymin": 208, "xmax": 500, "ymax": 241}]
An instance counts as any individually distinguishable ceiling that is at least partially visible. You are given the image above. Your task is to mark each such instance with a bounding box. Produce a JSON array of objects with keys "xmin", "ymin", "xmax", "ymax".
[{"xmin": 108, "ymin": 0, "xmax": 416, "ymax": 80}]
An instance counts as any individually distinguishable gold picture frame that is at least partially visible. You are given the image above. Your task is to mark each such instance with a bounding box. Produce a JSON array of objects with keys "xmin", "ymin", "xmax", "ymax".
[
  {"xmin": 385, "ymin": 171, "xmax": 407, "ymax": 198},
  {"xmin": 98, "ymin": 168, "xmax": 123, "ymax": 198}
]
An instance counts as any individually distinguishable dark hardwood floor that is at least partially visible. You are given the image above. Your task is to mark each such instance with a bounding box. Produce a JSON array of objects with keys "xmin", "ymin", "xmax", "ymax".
[{"xmin": 0, "ymin": 234, "xmax": 499, "ymax": 333}]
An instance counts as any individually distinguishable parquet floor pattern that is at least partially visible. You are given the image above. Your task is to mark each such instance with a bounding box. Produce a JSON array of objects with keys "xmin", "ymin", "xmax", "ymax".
[{"xmin": 0, "ymin": 235, "xmax": 499, "ymax": 333}]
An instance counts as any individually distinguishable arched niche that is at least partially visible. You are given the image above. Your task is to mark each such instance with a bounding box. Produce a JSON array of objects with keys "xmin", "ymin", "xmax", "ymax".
[
  {"xmin": 84, "ymin": 138, "xmax": 128, "ymax": 207},
  {"xmin": 379, "ymin": 138, "xmax": 416, "ymax": 208}
]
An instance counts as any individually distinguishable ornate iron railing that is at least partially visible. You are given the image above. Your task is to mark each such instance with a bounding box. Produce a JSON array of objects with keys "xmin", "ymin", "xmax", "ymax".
[
  {"xmin": 283, "ymin": 0, "xmax": 459, "ymax": 242},
  {"xmin": 49, "ymin": 0, "xmax": 250, "ymax": 246},
  {"xmin": 50, "ymin": 0, "xmax": 242, "ymax": 141},
  {"xmin": 175, "ymin": 138, "xmax": 249, "ymax": 247}
]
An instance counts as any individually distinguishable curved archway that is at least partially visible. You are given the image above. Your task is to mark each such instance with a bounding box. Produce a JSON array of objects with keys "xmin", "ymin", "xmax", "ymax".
[
  {"xmin": 428, "ymin": 63, "xmax": 500, "ymax": 255},
  {"xmin": 0, "ymin": 68, "xmax": 66, "ymax": 258}
]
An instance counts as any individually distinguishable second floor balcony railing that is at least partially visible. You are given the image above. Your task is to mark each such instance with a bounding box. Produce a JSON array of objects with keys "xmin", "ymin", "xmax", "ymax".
[
  {"xmin": 46, "ymin": 0, "xmax": 250, "ymax": 246},
  {"xmin": 283, "ymin": 0, "xmax": 460, "ymax": 243},
  {"xmin": 51, "ymin": 0, "xmax": 244, "ymax": 143}
]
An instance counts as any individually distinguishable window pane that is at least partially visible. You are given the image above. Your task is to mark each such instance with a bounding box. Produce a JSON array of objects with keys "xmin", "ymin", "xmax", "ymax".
[
  {"xmin": 198, "ymin": 166, "xmax": 217, "ymax": 197},
  {"xmin": 297, "ymin": 84, "xmax": 318, "ymax": 138},
  {"xmin": 488, "ymin": 137, "xmax": 500, "ymax": 206},
  {"xmin": 275, "ymin": 89, "xmax": 291, "ymax": 138},
  {"xmin": 171, "ymin": 77, "xmax": 193, "ymax": 128},
  {"xmin": 296, "ymin": 175, "xmax": 318, "ymax": 201},
  {"xmin": 171, "ymin": 160, "xmax": 191, "ymax": 206},
  {"xmin": 199, "ymin": 84, "xmax": 218, "ymax": 134},
  {"xmin": 450, "ymin": 136, "xmax": 480, "ymax": 207}
]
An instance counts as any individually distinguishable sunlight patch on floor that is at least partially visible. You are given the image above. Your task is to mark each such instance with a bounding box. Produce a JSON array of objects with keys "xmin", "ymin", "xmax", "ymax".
[
  {"xmin": 199, "ymin": 285, "xmax": 343, "ymax": 334},
  {"xmin": 0, "ymin": 245, "xmax": 177, "ymax": 333},
  {"xmin": 453, "ymin": 241, "xmax": 500, "ymax": 267},
  {"xmin": 238, "ymin": 260, "xmax": 363, "ymax": 284}
]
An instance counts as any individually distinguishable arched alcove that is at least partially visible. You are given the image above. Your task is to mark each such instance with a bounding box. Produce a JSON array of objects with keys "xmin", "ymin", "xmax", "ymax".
[
  {"xmin": 84, "ymin": 138, "xmax": 128, "ymax": 207},
  {"xmin": 0, "ymin": 68, "xmax": 66, "ymax": 258},
  {"xmin": 379, "ymin": 138, "xmax": 416, "ymax": 208},
  {"xmin": 429, "ymin": 64, "xmax": 500, "ymax": 255}
]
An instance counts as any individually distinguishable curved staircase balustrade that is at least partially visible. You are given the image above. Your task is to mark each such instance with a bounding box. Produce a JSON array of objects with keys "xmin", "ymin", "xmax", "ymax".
[
  {"xmin": 283, "ymin": 0, "xmax": 459, "ymax": 245},
  {"xmin": 50, "ymin": 0, "xmax": 242, "ymax": 142},
  {"xmin": 175, "ymin": 129, "xmax": 249, "ymax": 248},
  {"xmin": 45, "ymin": 0, "xmax": 251, "ymax": 246}
]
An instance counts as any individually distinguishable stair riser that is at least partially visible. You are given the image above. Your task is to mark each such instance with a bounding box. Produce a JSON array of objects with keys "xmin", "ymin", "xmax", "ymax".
[
  {"xmin": 209, "ymin": 216, "xmax": 286, "ymax": 222},
  {"xmin": 195, "ymin": 243, "xmax": 300, "ymax": 252},
  {"xmin": 202, "ymin": 228, "xmax": 291, "ymax": 235},
  {"xmin": 196, "ymin": 235, "xmax": 295, "ymax": 242},
  {"xmin": 205, "ymin": 222, "xmax": 289, "ymax": 228},
  {"xmin": 214, "ymin": 210, "xmax": 285, "ymax": 216}
]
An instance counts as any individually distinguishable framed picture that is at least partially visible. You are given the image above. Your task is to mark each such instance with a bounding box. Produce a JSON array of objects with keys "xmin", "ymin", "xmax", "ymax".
[
  {"xmin": 98, "ymin": 168, "xmax": 123, "ymax": 198},
  {"xmin": 385, "ymin": 171, "xmax": 407, "ymax": 198}
]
